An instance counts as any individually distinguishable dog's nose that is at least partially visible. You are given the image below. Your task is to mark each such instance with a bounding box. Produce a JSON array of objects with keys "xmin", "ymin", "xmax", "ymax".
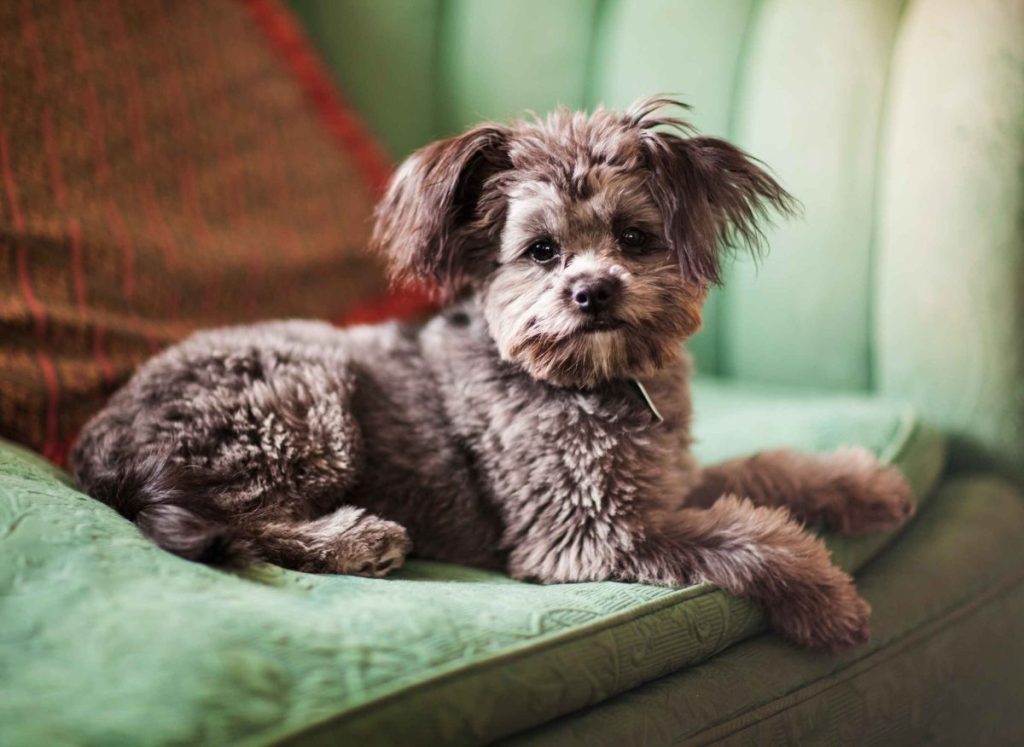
[{"xmin": 571, "ymin": 276, "xmax": 620, "ymax": 314}]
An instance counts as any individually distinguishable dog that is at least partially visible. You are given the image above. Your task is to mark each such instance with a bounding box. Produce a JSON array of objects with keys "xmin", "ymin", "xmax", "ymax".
[{"xmin": 71, "ymin": 98, "xmax": 913, "ymax": 651}]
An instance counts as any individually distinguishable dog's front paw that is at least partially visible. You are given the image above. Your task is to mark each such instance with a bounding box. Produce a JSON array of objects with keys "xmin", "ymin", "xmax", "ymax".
[
  {"xmin": 767, "ymin": 568, "xmax": 871, "ymax": 651},
  {"xmin": 333, "ymin": 517, "xmax": 412, "ymax": 578},
  {"xmin": 817, "ymin": 447, "xmax": 914, "ymax": 536}
]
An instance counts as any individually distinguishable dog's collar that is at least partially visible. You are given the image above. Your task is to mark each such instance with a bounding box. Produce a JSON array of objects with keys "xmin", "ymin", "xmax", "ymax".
[{"xmin": 629, "ymin": 379, "xmax": 664, "ymax": 425}]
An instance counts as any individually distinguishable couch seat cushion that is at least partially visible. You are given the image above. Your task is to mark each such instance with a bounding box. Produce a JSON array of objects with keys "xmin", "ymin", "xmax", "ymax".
[{"xmin": 0, "ymin": 379, "xmax": 944, "ymax": 747}]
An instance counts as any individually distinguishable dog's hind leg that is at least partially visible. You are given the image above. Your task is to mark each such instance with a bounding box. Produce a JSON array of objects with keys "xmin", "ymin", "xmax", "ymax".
[
  {"xmin": 71, "ymin": 323, "xmax": 375, "ymax": 565},
  {"xmin": 245, "ymin": 506, "xmax": 412, "ymax": 576},
  {"xmin": 683, "ymin": 447, "xmax": 914, "ymax": 535}
]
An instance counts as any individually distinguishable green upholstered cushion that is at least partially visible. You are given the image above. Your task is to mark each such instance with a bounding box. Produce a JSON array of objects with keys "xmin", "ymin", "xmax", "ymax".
[
  {"xmin": 503, "ymin": 474, "xmax": 1024, "ymax": 746},
  {"xmin": 0, "ymin": 380, "xmax": 944, "ymax": 746}
]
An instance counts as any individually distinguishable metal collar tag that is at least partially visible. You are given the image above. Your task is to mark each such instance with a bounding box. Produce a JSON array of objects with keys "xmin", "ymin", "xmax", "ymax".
[{"xmin": 629, "ymin": 379, "xmax": 664, "ymax": 425}]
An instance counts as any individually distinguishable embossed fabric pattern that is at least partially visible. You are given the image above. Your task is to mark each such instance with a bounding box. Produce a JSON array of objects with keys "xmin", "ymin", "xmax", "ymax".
[{"xmin": 0, "ymin": 381, "xmax": 945, "ymax": 746}]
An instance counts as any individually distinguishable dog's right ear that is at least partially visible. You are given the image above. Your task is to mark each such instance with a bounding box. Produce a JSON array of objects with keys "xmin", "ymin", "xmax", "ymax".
[{"xmin": 371, "ymin": 125, "xmax": 511, "ymax": 297}]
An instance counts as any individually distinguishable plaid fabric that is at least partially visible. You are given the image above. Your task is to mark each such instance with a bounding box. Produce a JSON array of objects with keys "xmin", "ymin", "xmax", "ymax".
[{"xmin": 0, "ymin": 0, "xmax": 426, "ymax": 465}]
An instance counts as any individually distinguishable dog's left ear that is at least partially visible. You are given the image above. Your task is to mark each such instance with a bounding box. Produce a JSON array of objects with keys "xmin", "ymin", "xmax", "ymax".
[
  {"xmin": 371, "ymin": 124, "xmax": 512, "ymax": 296},
  {"xmin": 641, "ymin": 127, "xmax": 797, "ymax": 286}
]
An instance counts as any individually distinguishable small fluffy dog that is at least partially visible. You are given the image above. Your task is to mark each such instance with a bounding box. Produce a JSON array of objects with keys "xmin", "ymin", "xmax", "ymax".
[{"xmin": 72, "ymin": 98, "xmax": 913, "ymax": 651}]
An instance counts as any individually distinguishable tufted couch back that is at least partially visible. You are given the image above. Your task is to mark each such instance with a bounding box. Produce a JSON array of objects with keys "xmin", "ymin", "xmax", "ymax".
[{"xmin": 289, "ymin": 0, "xmax": 1023, "ymax": 480}]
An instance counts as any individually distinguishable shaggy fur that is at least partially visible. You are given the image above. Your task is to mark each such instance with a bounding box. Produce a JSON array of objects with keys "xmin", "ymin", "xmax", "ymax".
[{"xmin": 71, "ymin": 98, "xmax": 914, "ymax": 651}]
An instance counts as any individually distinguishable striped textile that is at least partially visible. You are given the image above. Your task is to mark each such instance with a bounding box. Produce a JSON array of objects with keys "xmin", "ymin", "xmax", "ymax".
[{"xmin": 0, "ymin": 0, "xmax": 429, "ymax": 465}]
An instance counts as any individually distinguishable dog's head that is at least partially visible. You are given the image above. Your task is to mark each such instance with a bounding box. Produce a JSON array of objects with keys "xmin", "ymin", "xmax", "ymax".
[{"xmin": 372, "ymin": 98, "xmax": 796, "ymax": 388}]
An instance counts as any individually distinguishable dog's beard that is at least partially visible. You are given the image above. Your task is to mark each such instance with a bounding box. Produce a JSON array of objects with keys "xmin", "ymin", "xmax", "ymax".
[{"xmin": 506, "ymin": 327, "xmax": 675, "ymax": 388}]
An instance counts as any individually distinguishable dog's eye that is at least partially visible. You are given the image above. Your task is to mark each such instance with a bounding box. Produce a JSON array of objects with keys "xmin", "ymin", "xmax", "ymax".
[
  {"xmin": 526, "ymin": 240, "xmax": 558, "ymax": 264},
  {"xmin": 618, "ymin": 227, "xmax": 649, "ymax": 250}
]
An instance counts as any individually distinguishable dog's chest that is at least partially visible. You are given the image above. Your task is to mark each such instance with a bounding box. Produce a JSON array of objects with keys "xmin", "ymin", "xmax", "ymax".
[
  {"xmin": 461, "ymin": 368, "xmax": 671, "ymax": 515},
  {"xmin": 422, "ymin": 313, "xmax": 691, "ymax": 519}
]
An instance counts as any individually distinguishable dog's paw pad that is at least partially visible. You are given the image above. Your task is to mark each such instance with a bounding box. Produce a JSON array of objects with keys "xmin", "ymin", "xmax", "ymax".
[
  {"xmin": 334, "ymin": 518, "xmax": 412, "ymax": 578},
  {"xmin": 769, "ymin": 574, "xmax": 872, "ymax": 652}
]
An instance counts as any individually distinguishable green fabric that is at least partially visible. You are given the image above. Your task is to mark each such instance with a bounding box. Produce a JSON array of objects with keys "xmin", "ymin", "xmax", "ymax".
[
  {"xmin": 503, "ymin": 475, "xmax": 1024, "ymax": 746},
  {"xmin": 0, "ymin": 381, "xmax": 942, "ymax": 747},
  {"xmin": 722, "ymin": 0, "xmax": 907, "ymax": 390},
  {"xmin": 436, "ymin": 0, "xmax": 598, "ymax": 135},
  {"xmin": 875, "ymin": 0, "xmax": 1024, "ymax": 484}
]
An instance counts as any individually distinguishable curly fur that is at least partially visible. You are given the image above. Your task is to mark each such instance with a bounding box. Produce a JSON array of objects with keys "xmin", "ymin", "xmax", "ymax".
[{"xmin": 71, "ymin": 98, "xmax": 913, "ymax": 650}]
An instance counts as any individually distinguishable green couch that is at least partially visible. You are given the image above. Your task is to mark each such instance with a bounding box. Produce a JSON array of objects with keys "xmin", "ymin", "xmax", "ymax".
[{"xmin": 3, "ymin": 1, "xmax": 1022, "ymax": 744}]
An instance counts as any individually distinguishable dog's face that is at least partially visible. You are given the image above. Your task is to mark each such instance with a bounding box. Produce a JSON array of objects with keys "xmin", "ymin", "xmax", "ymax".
[
  {"xmin": 372, "ymin": 98, "xmax": 794, "ymax": 388},
  {"xmin": 482, "ymin": 166, "xmax": 705, "ymax": 388}
]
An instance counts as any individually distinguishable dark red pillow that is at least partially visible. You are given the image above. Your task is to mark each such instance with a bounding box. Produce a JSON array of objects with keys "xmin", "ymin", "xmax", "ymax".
[{"xmin": 0, "ymin": 0, "xmax": 430, "ymax": 465}]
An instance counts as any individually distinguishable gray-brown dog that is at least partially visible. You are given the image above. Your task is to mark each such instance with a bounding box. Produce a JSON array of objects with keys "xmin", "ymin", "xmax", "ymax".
[{"xmin": 71, "ymin": 98, "xmax": 913, "ymax": 651}]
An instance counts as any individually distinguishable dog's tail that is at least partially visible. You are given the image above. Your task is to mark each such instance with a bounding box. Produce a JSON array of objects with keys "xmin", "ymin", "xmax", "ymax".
[{"xmin": 72, "ymin": 443, "xmax": 254, "ymax": 566}]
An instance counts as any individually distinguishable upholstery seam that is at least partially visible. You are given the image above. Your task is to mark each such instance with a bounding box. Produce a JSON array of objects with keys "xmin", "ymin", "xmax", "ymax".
[
  {"xmin": 582, "ymin": 0, "xmax": 612, "ymax": 109},
  {"xmin": 433, "ymin": 0, "xmax": 455, "ymax": 137},
  {"xmin": 878, "ymin": 408, "xmax": 916, "ymax": 466},
  {"xmin": 716, "ymin": 0, "xmax": 764, "ymax": 378},
  {"xmin": 865, "ymin": 0, "xmax": 913, "ymax": 393}
]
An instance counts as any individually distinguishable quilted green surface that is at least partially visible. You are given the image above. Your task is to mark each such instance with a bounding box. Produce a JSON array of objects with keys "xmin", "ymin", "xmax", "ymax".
[{"xmin": 0, "ymin": 380, "xmax": 944, "ymax": 747}]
